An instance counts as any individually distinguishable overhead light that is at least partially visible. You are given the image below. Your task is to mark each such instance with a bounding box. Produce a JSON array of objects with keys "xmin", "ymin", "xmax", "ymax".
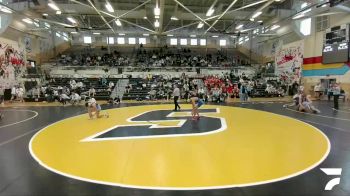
[
  {"xmin": 71, "ymin": 32, "xmax": 78, "ymax": 34},
  {"xmin": 56, "ymin": 10, "xmax": 61, "ymax": 15},
  {"xmin": 190, "ymin": 35, "xmax": 196, "ymax": 37},
  {"xmin": 292, "ymin": 14, "xmax": 304, "ymax": 19},
  {"xmin": 48, "ymin": 2, "xmax": 60, "ymax": 11},
  {"xmin": 252, "ymin": 11, "xmax": 262, "ymax": 19},
  {"xmin": 206, "ymin": 8, "xmax": 215, "ymax": 17},
  {"xmin": 275, "ymin": 0, "xmax": 281, "ymax": 2},
  {"xmin": 302, "ymin": 8, "xmax": 312, "ymax": 14},
  {"xmin": 212, "ymin": 35, "xmax": 218, "ymax": 38},
  {"xmin": 250, "ymin": 18, "xmax": 254, "ymax": 21},
  {"xmin": 22, "ymin": 18, "xmax": 33, "ymax": 24},
  {"xmin": 167, "ymin": 34, "xmax": 173, "ymax": 37},
  {"xmin": 119, "ymin": 33, "xmax": 125, "ymax": 36},
  {"xmin": 154, "ymin": 7, "xmax": 160, "ymax": 16},
  {"xmin": 270, "ymin": 24, "xmax": 280, "ymax": 30},
  {"xmin": 258, "ymin": 20, "xmax": 263, "ymax": 23},
  {"xmin": 115, "ymin": 19, "xmax": 122, "ymax": 26},
  {"xmin": 143, "ymin": 16, "xmax": 148, "ymax": 19},
  {"xmin": 105, "ymin": 1, "xmax": 114, "ymax": 13},
  {"xmin": 155, "ymin": 15, "xmax": 159, "ymax": 19},
  {"xmin": 0, "ymin": 6, "xmax": 12, "ymax": 13},
  {"xmin": 67, "ymin": 17, "xmax": 76, "ymax": 24},
  {"xmin": 42, "ymin": 13, "xmax": 48, "ymax": 16},
  {"xmin": 236, "ymin": 24, "xmax": 243, "ymax": 29},
  {"xmin": 143, "ymin": 34, "xmax": 149, "ymax": 36},
  {"xmin": 93, "ymin": 32, "xmax": 100, "ymax": 35},
  {"xmin": 171, "ymin": 16, "xmax": 179, "ymax": 21},
  {"xmin": 154, "ymin": 19, "xmax": 159, "ymax": 27},
  {"xmin": 321, "ymin": 4, "xmax": 328, "ymax": 8},
  {"xmin": 197, "ymin": 22, "xmax": 204, "ymax": 28}
]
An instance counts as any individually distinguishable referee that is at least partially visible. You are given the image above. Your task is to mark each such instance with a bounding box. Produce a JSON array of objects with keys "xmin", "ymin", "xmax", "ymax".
[{"xmin": 173, "ymin": 85, "xmax": 181, "ymax": 111}]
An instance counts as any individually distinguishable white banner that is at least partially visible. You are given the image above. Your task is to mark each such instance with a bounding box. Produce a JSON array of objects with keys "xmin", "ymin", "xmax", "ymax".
[{"xmin": 275, "ymin": 40, "xmax": 304, "ymax": 84}]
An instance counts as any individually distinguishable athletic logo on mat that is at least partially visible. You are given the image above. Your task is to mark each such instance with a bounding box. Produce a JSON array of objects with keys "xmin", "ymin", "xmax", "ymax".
[
  {"xmin": 321, "ymin": 168, "xmax": 342, "ymax": 190},
  {"xmin": 82, "ymin": 108, "xmax": 226, "ymax": 141}
]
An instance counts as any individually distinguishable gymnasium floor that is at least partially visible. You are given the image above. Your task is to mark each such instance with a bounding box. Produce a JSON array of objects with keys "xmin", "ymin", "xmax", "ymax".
[{"xmin": 0, "ymin": 100, "xmax": 349, "ymax": 196}]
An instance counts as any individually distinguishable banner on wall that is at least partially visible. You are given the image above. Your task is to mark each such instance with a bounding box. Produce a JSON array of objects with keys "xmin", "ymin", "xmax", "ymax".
[
  {"xmin": 0, "ymin": 37, "xmax": 26, "ymax": 81},
  {"xmin": 24, "ymin": 36, "xmax": 32, "ymax": 53},
  {"xmin": 275, "ymin": 40, "xmax": 304, "ymax": 84}
]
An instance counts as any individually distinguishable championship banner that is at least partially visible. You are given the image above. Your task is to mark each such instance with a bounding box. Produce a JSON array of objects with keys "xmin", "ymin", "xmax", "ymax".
[{"xmin": 275, "ymin": 40, "xmax": 304, "ymax": 84}]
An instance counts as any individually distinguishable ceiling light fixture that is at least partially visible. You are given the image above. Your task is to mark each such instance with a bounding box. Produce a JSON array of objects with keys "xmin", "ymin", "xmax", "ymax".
[
  {"xmin": 143, "ymin": 16, "xmax": 148, "ymax": 19},
  {"xmin": 93, "ymin": 32, "xmax": 100, "ymax": 35},
  {"xmin": 71, "ymin": 31, "xmax": 78, "ymax": 34},
  {"xmin": 143, "ymin": 34, "xmax": 149, "ymax": 36},
  {"xmin": 119, "ymin": 33, "xmax": 125, "ymax": 36},
  {"xmin": 302, "ymin": 8, "xmax": 312, "ymax": 14},
  {"xmin": 171, "ymin": 16, "xmax": 179, "ymax": 21},
  {"xmin": 155, "ymin": 15, "xmax": 159, "ymax": 19},
  {"xmin": 48, "ymin": 2, "xmax": 60, "ymax": 11},
  {"xmin": 258, "ymin": 20, "xmax": 263, "ymax": 23},
  {"xmin": 190, "ymin": 35, "xmax": 196, "ymax": 37},
  {"xmin": 22, "ymin": 18, "xmax": 33, "ymax": 24},
  {"xmin": 206, "ymin": 8, "xmax": 215, "ymax": 17},
  {"xmin": 154, "ymin": 19, "xmax": 160, "ymax": 27},
  {"xmin": 250, "ymin": 18, "xmax": 254, "ymax": 21},
  {"xmin": 236, "ymin": 24, "xmax": 243, "ymax": 29},
  {"xmin": 167, "ymin": 34, "xmax": 173, "ymax": 37},
  {"xmin": 67, "ymin": 17, "xmax": 76, "ymax": 24},
  {"xmin": 42, "ymin": 13, "xmax": 48, "ymax": 16},
  {"xmin": 270, "ymin": 24, "xmax": 280, "ymax": 30},
  {"xmin": 115, "ymin": 19, "xmax": 122, "ymax": 26},
  {"xmin": 154, "ymin": 7, "xmax": 160, "ymax": 16},
  {"xmin": 105, "ymin": 1, "xmax": 114, "ymax": 13},
  {"xmin": 56, "ymin": 10, "xmax": 61, "ymax": 15},
  {"xmin": 251, "ymin": 11, "xmax": 262, "ymax": 19},
  {"xmin": 197, "ymin": 22, "xmax": 204, "ymax": 28},
  {"xmin": 212, "ymin": 35, "xmax": 218, "ymax": 38}
]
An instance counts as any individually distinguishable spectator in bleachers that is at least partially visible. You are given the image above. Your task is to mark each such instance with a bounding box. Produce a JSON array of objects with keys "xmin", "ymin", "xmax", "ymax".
[
  {"xmin": 88, "ymin": 87, "xmax": 96, "ymax": 97},
  {"xmin": 60, "ymin": 93, "xmax": 70, "ymax": 105},
  {"xmin": 71, "ymin": 92, "xmax": 81, "ymax": 105}
]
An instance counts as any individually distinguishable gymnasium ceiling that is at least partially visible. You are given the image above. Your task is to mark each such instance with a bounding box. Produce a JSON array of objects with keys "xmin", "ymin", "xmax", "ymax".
[{"xmin": 0, "ymin": 0, "xmax": 349, "ymax": 37}]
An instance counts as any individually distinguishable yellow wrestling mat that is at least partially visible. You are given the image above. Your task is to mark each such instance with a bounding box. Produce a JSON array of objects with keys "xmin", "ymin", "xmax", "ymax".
[{"xmin": 29, "ymin": 104, "xmax": 330, "ymax": 190}]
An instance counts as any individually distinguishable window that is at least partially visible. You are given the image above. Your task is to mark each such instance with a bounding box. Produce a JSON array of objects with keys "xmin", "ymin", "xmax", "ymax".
[
  {"xmin": 117, "ymin": 37, "xmax": 125, "ymax": 44},
  {"xmin": 180, "ymin": 38, "xmax": 187, "ymax": 46},
  {"xmin": 170, "ymin": 38, "xmax": 177, "ymax": 45},
  {"xmin": 219, "ymin": 39, "xmax": 227, "ymax": 46},
  {"xmin": 128, "ymin": 37, "xmax": 136, "ymax": 44},
  {"xmin": 139, "ymin": 38, "xmax": 146, "ymax": 44},
  {"xmin": 300, "ymin": 18, "xmax": 311, "ymax": 36},
  {"xmin": 200, "ymin": 39, "xmax": 206, "ymax": 46},
  {"xmin": 84, "ymin": 36, "xmax": 92, "ymax": 44},
  {"xmin": 108, "ymin": 37, "xmax": 114, "ymax": 44},
  {"xmin": 190, "ymin": 39, "xmax": 197, "ymax": 46}
]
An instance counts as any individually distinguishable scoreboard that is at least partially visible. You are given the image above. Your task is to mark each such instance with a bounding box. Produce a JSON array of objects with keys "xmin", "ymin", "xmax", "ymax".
[{"xmin": 322, "ymin": 42, "xmax": 349, "ymax": 64}]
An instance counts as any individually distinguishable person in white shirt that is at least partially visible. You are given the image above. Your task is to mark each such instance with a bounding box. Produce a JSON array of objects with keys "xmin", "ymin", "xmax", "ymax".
[
  {"xmin": 16, "ymin": 87, "xmax": 24, "ymax": 102},
  {"xmin": 314, "ymin": 83, "xmax": 322, "ymax": 100},
  {"xmin": 10, "ymin": 86, "xmax": 16, "ymax": 102},
  {"xmin": 71, "ymin": 93, "xmax": 81, "ymax": 105},
  {"xmin": 173, "ymin": 85, "xmax": 181, "ymax": 111},
  {"xmin": 60, "ymin": 93, "xmax": 70, "ymax": 105},
  {"xmin": 88, "ymin": 87, "xmax": 96, "ymax": 97},
  {"xmin": 85, "ymin": 97, "xmax": 108, "ymax": 119}
]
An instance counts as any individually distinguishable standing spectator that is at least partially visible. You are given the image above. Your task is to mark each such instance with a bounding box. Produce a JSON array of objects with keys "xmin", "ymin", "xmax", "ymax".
[
  {"xmin": 314, "ymin": 83, "xmax": 322, "ymax": 100},
  {"xmin": 10, "ymin": 85, "xmax": 16, "ymax": 102},
  {"xmin": 173, "ymin": 85, "xmax": 181, "ymax": 111},
  {"xmin": 16, "ymin": 86, "xmax": 25, "ymax": 103},
  {"xmin": 332, "ymin": 83, "xmax": 341, "ymax": 110},
  {"xmin": 88, "ymin": 87, "xmax": 96, "ymax": 97},
  {"xmin": 0, "ymin": 85, "xmax": 4, "ymax": 105}
]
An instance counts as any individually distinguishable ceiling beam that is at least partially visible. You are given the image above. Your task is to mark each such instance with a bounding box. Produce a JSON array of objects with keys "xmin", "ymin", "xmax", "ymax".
[
  {"xmin": 158, "ymin": 0, "xmax": 165, "ymax": 33},
  {"xmin": 172, "ymin": 0, "xmax": 215, "ymax": 30},
  {"xmin": 86, "ymin": 0, "xmax": 115, "ymax": 33},
  {"xmin": 204, "ymin": 0, "xmax": 239, "ymax": 34},
  {"xmin": 70, "ymin": 0, "xmax": 155, "ymax": 33}
]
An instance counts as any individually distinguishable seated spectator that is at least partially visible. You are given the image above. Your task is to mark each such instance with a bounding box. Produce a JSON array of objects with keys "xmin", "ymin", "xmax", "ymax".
[
  {"xmin": 60, "ymin": 93, "xmax": 70, "ymax": 105},
  {"xmin": 71, "ymin": 92, "xmax": 81, "ymax": 105}
]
